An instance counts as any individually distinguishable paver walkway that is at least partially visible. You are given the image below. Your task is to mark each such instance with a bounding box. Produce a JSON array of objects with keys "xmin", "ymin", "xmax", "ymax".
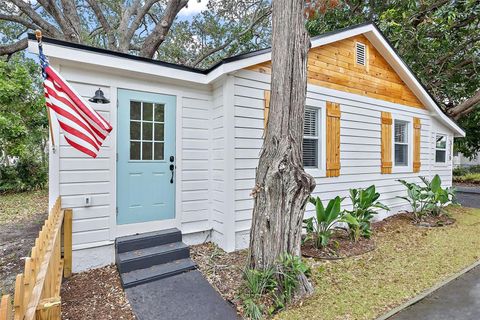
[
  {"xmin": 125, "ymin": 270, "xmax": 238, "ymax": 320},
  {"xmin": 390, "ymin": 265, "xmax": 480, "ymax": 320}
]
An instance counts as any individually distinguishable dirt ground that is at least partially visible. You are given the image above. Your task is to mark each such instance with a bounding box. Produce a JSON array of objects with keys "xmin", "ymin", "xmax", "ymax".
[
  {"xmin": 0, "ymin": 190, "xmax": 48, "ymax": 296},
  {"xmin": 61, "ymin": 265, "xmax": 135, "ymax": 320}
]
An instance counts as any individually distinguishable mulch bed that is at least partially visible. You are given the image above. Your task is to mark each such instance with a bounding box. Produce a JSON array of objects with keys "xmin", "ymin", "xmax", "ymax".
[
  {"xmin": 61, "ymin": 265, "xmax": 135, "ymax": 320},
  {"xmin": 190, "ymin": 242, "xmax": 247, "ymax": 310},
  {"xmin": 413, "ymin": 215, "xmax": 456, "ymax": 228},
  {"xmin": 301, "ymin": 230, "xmax": 376, "ymax": 260}
]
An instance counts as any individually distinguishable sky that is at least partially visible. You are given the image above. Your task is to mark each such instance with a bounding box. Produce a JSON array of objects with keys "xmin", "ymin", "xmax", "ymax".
[{"xmin": 178, "ymin": 0, "xmax": 209, "ymax": 20}]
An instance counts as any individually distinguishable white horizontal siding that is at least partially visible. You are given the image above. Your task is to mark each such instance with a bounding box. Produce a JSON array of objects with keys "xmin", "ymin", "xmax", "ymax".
[{"xmin": 232, "ymin": 69, "xmax": 454, "ymax": 250}]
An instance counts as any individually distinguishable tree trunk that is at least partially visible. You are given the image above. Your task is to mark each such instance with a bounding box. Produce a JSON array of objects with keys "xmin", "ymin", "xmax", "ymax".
[{"xmin": 248, "ymin": 0, "xmax": 315, "ymax": 297}]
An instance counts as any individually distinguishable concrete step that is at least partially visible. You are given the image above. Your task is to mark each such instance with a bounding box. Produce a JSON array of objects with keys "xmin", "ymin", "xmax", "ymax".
[
  {"xmin": 116, "ymin": 228, "xmax": 182, "ymax": 253},
  {"xmin": 121, "ymin": 258, "xmax": 197, "ymax": 288},
  {"xmin": 117, "ymin": 242, "xmax": 190, "ymax": 273}
]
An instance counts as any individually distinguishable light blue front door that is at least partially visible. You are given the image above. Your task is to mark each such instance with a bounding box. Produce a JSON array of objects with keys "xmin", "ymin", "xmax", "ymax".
[{"xmin": 117, "ymin": 89, "xmax": 176, "ymax": 225}]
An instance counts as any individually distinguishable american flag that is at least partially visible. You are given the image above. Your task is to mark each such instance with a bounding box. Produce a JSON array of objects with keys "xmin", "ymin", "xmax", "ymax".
[{"xmin": 39, "ymin": 43, "xmax": 112, "ymax": 158}]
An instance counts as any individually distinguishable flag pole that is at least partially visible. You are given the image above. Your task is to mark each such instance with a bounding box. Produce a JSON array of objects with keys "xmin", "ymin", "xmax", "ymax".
[{"xmin": 35, "ymin": 30, "xmax": 56, "ymax": 151}]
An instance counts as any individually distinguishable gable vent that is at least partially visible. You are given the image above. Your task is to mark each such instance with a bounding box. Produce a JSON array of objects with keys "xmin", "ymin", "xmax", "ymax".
[{"xmin": 355, "ymin": 42, "xmax": 367, "ymax": 66}]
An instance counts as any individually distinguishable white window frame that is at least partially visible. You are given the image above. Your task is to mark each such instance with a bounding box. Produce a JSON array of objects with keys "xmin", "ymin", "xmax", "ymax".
[
  {"xmin": 392, "ymin": 114, "xmax": 413, "ymax": 173},
  {"xmin": 434, "ymin": 133, "xmax": 448, "ymax": 165},
  {"xmin": 303, "ymin": 99, "xmax": 326, "ymax": 177}
]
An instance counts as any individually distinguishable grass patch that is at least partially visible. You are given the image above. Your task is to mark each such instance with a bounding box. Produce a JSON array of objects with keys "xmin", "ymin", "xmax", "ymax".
[
  {"xmin": 0, "ymin": 189, "xmax": 48, "ymax": 224},
  {"xmin": 453, "ymin": 173, "xmax": 480, "ymax": 184},
  {"xmin": 276, "ymin": 207, "xmax": 480, "ymax": 320}
]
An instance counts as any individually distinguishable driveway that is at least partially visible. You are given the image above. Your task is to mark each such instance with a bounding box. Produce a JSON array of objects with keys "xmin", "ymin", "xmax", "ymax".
[
  {"xmin": 455, "ymin": 186, "xmax": 480, "ymax": 208},
  {"xmin": 389, "ymin": 265, "xmax": 480, "ymax": 320}
]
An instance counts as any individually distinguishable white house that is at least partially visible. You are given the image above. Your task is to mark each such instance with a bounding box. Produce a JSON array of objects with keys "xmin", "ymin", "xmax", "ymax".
[{"xmin": 28, "ymin": 23, "xmax": 464, "ymax": 273}]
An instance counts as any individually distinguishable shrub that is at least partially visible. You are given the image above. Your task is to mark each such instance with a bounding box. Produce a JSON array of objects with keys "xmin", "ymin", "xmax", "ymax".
[
  {"xmin": 454, "ymin": 173, "xmax": 480, "ymax": 184},
  {"xmin": 303, "ymin": 196, "xmax": 345, "ymax": 248},
  {"xmin": 0, "ymin": 157, "xmax": 47, "ymax": 193},
  {"xmin": 398, "ymin": 174, "xmax": 456, "ymax": 219},
  {"xmin": 453, "ymin": 167, "xmax": 469, "ymax": 176},
  {"xmin": 240, "ymin": 254, "xmax": 310, "ymax": 319},
  {"xmin": 344, "ymin": 185, "xmax": 389, "ymax": 241}
]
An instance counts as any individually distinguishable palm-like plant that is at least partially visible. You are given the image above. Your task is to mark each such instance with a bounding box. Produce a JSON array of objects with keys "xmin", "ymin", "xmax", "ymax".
[
  {"xmin": 303, "ymin": 196, "xmax": 345, "ymax": 248},
  {"xmin": 345, "ymin": 185, "xmax": 389, "ymax": 241}
]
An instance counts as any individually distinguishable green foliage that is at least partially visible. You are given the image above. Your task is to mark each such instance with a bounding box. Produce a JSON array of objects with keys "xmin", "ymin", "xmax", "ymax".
[
  {"xmin": 0, "ymin": 55, "xmax": 48, "ymax": 192},
  {"xmin": 345, "ymin": 185, "xmax": 389, "ymax": 241},
  {"xmin": 454, "ymin": 173, "xmax": 480, "ymax": 185},
  {"xmin": 398, "ymin": 174, "xmax": 457, "ymax": 219},
  {"xmin": 240, "ymin": 254, "xmax": 310, "ymax": 319},
  {"xmin": 306, "ymin": 0, "xmax": 480, "ymax": 155},
  {"xmin": 303, "ymin": 196, "xmax": 345, "ymax": 248}
]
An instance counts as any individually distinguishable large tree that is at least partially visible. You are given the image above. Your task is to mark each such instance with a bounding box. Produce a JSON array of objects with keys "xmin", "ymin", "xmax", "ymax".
[
  {"xmin": 0, "ymin": 0, "xmax": 271, "ymax": 66},
  {"xmin": 248, "ymin": 0, "xmax": 317, "ymax": 297},
  {"xmin": 306, "ymin": 0, "xmax": 480, "ymax": 157}
]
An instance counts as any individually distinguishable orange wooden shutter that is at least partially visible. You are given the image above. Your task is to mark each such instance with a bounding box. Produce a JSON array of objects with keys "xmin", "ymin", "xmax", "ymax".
[
  {"xmin": 264, "ymin": 90, "xmax": 271, "ymax": 128},
  {"xmin": 381, "ymin": 112, "xmax": 393, "ymax": 174},
  {"xmin": 413, "ymin": 117, "xmax": 421, "ymax": 173},
  {"xmin": 326, "ymin": 101, "xmax": 341, "ymax": 177}
]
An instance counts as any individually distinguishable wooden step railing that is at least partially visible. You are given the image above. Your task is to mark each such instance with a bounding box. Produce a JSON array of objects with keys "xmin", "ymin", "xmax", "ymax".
[{"xmin": 0, "ymin": 197, "xmax": 72, "ymax": 320}]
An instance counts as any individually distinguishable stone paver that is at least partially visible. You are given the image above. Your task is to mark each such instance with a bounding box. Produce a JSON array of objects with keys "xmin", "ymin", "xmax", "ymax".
[
  {"xmin": 390, "ymin": 265, "xmax": 480, "ymax": 320},
  {"xmin": 125, "ymin": 270, "xmax": 238, "ymax": 320}
]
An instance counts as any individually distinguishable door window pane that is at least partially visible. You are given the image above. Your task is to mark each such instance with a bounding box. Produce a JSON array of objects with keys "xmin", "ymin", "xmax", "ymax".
[
  {"xmin": 154, "ymin": 104, "xmax": 165, "ymax": 122},
  {"xmin": 154, "ymin": 123, "xmax": 164, "ymax": 141},
  {"xmin": 130, "ymin": 121, "xmax": 141, "ymax": 140},
  {"xmin": 142, "ymin": 122, "xmax": 153, "ymax": 141},
  {"xmin": 142, "ymin": 142, "xmax": 153, "ymax": 160},
  {"xmin": 130, "ymin": 142, "xmax": 140, "ymax": 160},
  {"xmin": 154, "ymin": 142, "xmax": 164, "ymax": 160},
  {"xmin": 143, "ymin": 102, "xmax": 153, "ymax": 121},
  {"xmin": 130, "ymin": 101, "xmax": 141, "ymax": 120}
]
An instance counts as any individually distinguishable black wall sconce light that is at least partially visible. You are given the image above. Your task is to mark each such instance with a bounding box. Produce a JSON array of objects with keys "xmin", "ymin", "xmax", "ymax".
[{"xmin": 89, "ymin": 88, "xmax": 110, "ymax": 104}]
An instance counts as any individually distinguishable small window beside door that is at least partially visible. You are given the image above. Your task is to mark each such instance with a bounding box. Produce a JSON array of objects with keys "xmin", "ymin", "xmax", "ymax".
[
  {"xmin": 303, "ymin": 107, "xmax": 320, "ymax": 168},
  {"xmin": 394, "ymin": 120, "xmax": 409, "ymax": 166},
  {"xmin": 435, "ymin": 134, "xmax": 447, "ymax": 163},
  {"xmin": 129, "ymin": 101, "xmax": 165, "ymax": 161}
]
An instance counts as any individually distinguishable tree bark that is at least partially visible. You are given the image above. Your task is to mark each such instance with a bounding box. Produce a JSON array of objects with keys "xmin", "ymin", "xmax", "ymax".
[
  {"xmin": 448, "ymin": 89, "xmax": 480, "ymax": 120},
  {"xmin": 248, "ymin": 0, "xmax": 315, "ymax": 297}
]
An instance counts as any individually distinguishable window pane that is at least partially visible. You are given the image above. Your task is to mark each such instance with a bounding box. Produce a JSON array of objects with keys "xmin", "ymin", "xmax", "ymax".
[
  {"xmin": 394, "ymin": 121, "xmax": 407, "ymax": 143},
  {"xmin": 154, "ymin": 104, "xmax": 165, "ymax": 122},
  {"xmin": 304, "ymin": 108, "xmax": 318, "ymax": 136},
  {"xmin": 303, "ymin": 139, "xmax": 318, "ymax": 167},
  {"xmin": 436, "ymin": 150, "xmax": 446, "ymax": 163},
  {"xmin": 142, "ymin": 122, "xmax": 153, "ymax": 141},
  {"xmin": 154, "ymin": 142, "xmax": 164, "ymax": 160},
  {"xmin": 142, "ymin": 142, "xmax": 153, "ymax": 160},
  {"xmin": 130, "ymin": 101, "xmax": 141, "ymax": 120},
  {"xmin": 395, "ymin": 144, "xmax": 408, "ymax": 166},
  {"xmin": 143, "ymin": 102, "xmax": 153, "ymax": 121},
  {"xmin": 436, "ymin": 135, "xmax": 447, "ymax": 149},
  {"xmin": 154, "ymin": 123, "xmax": 164, "ymax": 141},
  {"xmin": 130, "ymin": 141, "xmax": 140, "ymax": 160},
  {"xmin": 130, "ymin": 121, "xmax": 140, "ymax": 140}
]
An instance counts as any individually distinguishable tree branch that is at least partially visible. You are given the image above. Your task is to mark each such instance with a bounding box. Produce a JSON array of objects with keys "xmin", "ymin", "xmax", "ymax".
[
  {"xmin": 139, "ymin": 0, "xmax": 189, "ymax": 58},
  {"xmin": 0, "ymin": 14, "xmax": 37, "ymax": 30},
  {"xmin": 191, "ymin": 6, "xmax": 272, "ymax": 67},
  {"xmin": 9, "ymin": 0, "xmax": 62, "ymax": 37},
  {"xmin": 449, "ymin": 89, "xmax": 480, "ymax": 120},
  {"xmin": 85, "ymin": 0, "xmax": 116, "ymax": 50},
  {"xmin": 60, "ymin": 0, "xmax": 82, "ymax": 37},
  {"xmin": 0, "ymin": 38, "xmax": 28, "ymax": 57}
]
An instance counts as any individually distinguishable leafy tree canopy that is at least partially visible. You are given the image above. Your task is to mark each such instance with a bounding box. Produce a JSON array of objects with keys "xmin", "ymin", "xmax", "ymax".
[{"xmin": 306, "ymin": 0, "xmax": 480, "ymax": 158}]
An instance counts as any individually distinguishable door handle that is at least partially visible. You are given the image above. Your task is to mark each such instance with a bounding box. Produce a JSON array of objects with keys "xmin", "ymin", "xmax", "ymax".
[{"xmin": 169, "ymin": 164, "xmax": 174, "ymax": 184}]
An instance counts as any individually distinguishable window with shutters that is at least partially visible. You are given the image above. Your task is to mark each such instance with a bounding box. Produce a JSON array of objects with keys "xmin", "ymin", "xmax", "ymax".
[
  {"xmin": 303, "ymin": 107, "xmax": 320, "ymax": 168},
  {"xmin": 394, "ymin": 120, "xmax": 409, "ymax": 166},
  {"xmin": 355, "ymin": 42, "xmax": 367, "ymax": 66},
  {"xmin": 435, "ymin": 134, "xmax": 447, "ymax": 163}
]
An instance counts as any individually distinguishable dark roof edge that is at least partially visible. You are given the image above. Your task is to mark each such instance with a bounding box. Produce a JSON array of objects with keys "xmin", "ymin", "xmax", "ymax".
[{"xmin": 27, "ymin": 33, "xmax": 209, "ymax": 74}]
